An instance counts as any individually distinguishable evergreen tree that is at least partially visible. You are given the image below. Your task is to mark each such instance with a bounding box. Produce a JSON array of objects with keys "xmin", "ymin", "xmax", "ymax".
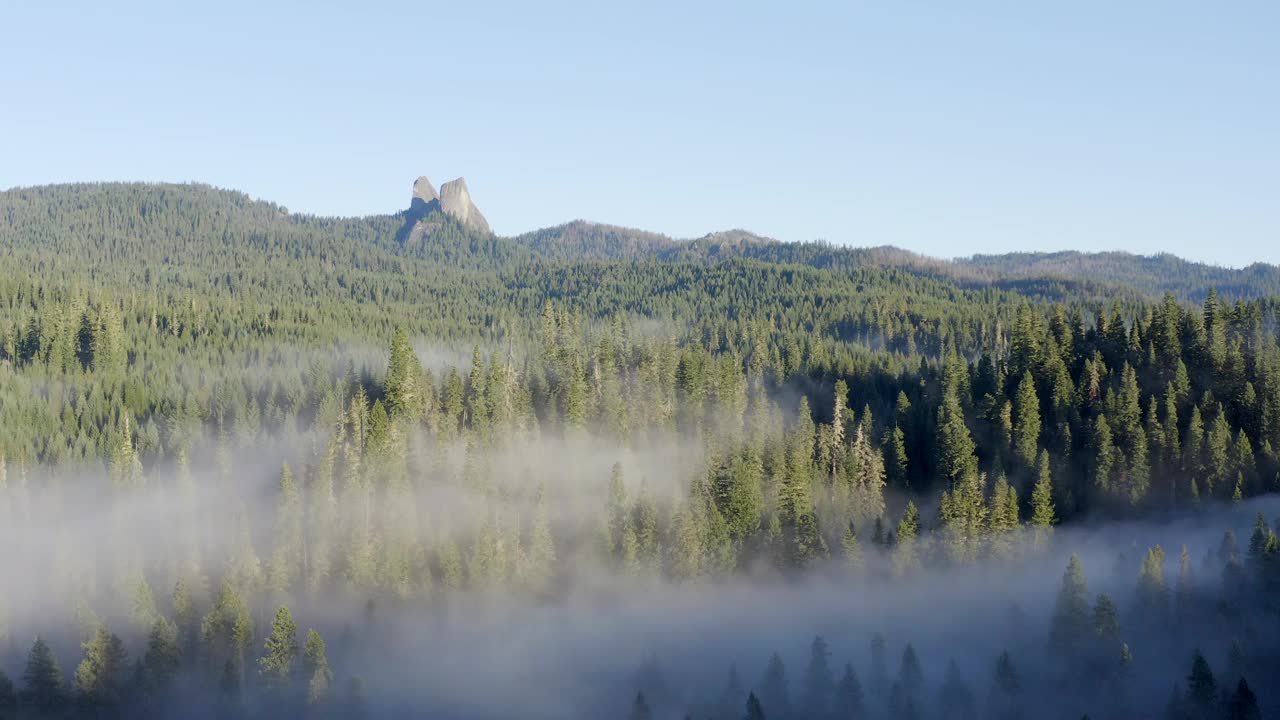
[
  {"xmin": 841, "ymin": 520, "xmax": 864, "ymax": 573},
  {"xmin": 267, "ymin": 462, "xmax": 304, "ymax": 593},
  {"xmin": 1049, "ymin": 554, "xmax": 1090, "ymax": 658},
  {"xmin": 897, "ymin": 643, "xmax": 923, "ymax": 699},
  {"xmin": 384, "ymin": 328, "xmax": 424, "ymax": 419},
  {"xmin": 1030, "ymin": 450, "xmax": 1056, "ymax": 546},
  {"xmin": 19, "ymin": 636, "xmax": 65, "ymax": 717},
  {"xmin": 1012, "ymin": 371, "xmax": 1041, "ymax": 472},
  {"xmin": 1092, "ymin": 594, "xmax": 1120, "ymax": 641},
  {"xmin": 259, "ymin": 606, "xmax": 299, "ymax": 691},
  {"xmin": 987, "ymin": 650, "xmax": 1023, "ymax": 720},
  {"xmin": 1135, "ymin": 545, "xmax": 1169, "ymax": 628},
  {"xmin": 759, "ymin": 652, "xmax": 790, "ymax": 720},
  {"xmin": 834, "ymin": 664, "xmax": 864, "ymax": 720},
  {"xmin": 140, "ymin": 617, "xmax": 181, "ymax": 701},
  {"xmin": 1225, "ymin": 678, "xmax": 1260, "ymax": 720},
  {"xmin": 745, "ymin": 692, "xmax": 766, "ymax": 720},
  {"xmin": 303, "ymin": 629, "xmax": 334, "ymax": 707},
  {"xmin": 74, "ymin": 624, "xmax": 129, "ymax": 715},
  {"xmin": 802, "ymin": 636, "xmax": 834, "ymax": 720},
  {"xmin": 1184, "ymin": 651, "xmax": 1216, "ymax": 720},
  {"xmin": 937, "ymin": 392, "xmax": 978, "ymax": 484},
  {"xmin": 892, "ymin": 502, "xmax": 921, "ymax": 576},
  {"xmin": 869, "ymin": 633, "xmax": 889, "ymax": 699},
  {"xmin": 0, "ymin": 670, "xmax": 15, "ymax": 720}
]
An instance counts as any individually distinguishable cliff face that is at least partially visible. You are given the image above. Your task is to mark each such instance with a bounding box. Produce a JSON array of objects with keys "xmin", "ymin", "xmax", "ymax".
[
  {"xmin": 403, "ymin": 175, "xmax": 490, "ymax": 234},
  {"xmin": 412, "ymin": 176, "xmax": 439, "ymax": 205},
  {"xmin": 438, "ymin": 177, "xmax": 490, "ymax": 234}
]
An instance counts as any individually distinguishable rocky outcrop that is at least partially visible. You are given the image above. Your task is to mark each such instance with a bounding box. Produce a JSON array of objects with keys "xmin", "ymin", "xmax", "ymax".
[
  {"xmin": 402, "ymin": 175, "xmax": 490, "ymax": 235},
  {"xmin": 412, "ymin": 176, "xmax": 439, "ymax": 206},
  {"xmin": 438, "ymin": 178, "xmax": 491, "ymax": 234}
]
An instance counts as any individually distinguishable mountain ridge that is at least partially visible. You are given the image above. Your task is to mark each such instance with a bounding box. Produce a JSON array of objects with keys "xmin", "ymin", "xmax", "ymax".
[{"xmin": 3, "ymin": 180, "xmax": 1276, "ymax": 304}]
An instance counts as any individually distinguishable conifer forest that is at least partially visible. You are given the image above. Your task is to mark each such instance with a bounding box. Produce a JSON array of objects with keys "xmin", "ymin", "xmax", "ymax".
[{"xmin": 1, "ymin": 182, "xmax": 1279, "ymax": 719}]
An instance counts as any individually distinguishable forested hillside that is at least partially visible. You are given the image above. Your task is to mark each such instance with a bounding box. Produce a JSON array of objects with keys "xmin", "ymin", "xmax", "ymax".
[{"xmin": 0, "ymin": 181, "xmax": 1279, "ymax": 719}]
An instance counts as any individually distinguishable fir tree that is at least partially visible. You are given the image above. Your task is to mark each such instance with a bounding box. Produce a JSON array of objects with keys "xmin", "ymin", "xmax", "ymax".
[
  {"xmin": 1184, "ymin": 650, "xmax": 1216, "ymax": 720},
  {"xmin": 259, "ymin": 606, "xmax": 299, "ymax": 691},
  {"xmin": 19, "ymin": 636, "xmax": 65, "ymax": 716},
  {"xmin": 802, "ymin": 636, "xmax": 834, "ymax": 720},
  {"xmin": 0, "ymin": 670, "xmax": 14, "ymax": 720},
  {"xmin": 988, "ymin": 650, "xmax": 1023, "ymax": 720},
  {"xmin": 834, "ymin": 663, "xmax": 864, "ymax": 720},
  {"xmin": 1049, "ymin": 554, "xmax": 1090, "ymax": 658},
  {"xmin": 303, "ymin": 629, "xmax": 334, "ymax": 707},
  {"xmin": 1030, "ymin": 450, "xmax": 1056, "ymax": 546},
  {"xmin": 1225, "ymin": 678, "xmax": 1260, "ymax": 720},
  {"xmin": 74, "ymin": 624, "xmax": 129, "ymax": 715},
  {"xmin": 140, "ymin": 617, "xmax": 180, "ymax": 700},
  {"xmin": 759, "ymin": 652, "xmax": 790, "ymax": 720},
  {"xmin": 1092, "ymin": 594, "xmax": 1120, "ymax": 641},
  {"xmin": 1012, "ymin": 371, "xmax": 1041, "ymax": 472}
]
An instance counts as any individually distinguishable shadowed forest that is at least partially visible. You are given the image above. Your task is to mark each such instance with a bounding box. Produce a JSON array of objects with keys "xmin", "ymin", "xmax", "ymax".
[{"xmin": 1, "ymin": 183, "xmax": 1279, "ymax": 718}]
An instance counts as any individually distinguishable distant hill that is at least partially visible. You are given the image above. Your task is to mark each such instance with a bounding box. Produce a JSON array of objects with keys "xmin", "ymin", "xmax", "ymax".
[
  {"xmin": 957, "ymin": 251, "xmax": 1280, "ymax": 303},
  {"xmin": 3, "ymin": 180, "xmax": 1277, "ymax": 309}
]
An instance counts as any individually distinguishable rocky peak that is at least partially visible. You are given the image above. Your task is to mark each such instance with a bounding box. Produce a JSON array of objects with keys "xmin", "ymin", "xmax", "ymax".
[
  {"xmin": 412, "ymin": 176, "xmax": 439, "ymax": 206},
  {"xmin": 438, "ymin": 177, "xmax": 491, "ymax": 234}
]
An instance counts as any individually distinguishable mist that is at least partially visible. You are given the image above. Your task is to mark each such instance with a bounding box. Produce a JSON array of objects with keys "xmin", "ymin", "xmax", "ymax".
[{"xmin": 2, "ymin": 412, "xmax": 1277, "ymax": 720}]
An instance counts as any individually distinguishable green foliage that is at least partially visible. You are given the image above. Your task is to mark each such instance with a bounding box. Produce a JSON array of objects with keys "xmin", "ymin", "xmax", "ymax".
[{"xmin": 259, "ymin": 606, "xmax": 299, "ymax": 690}]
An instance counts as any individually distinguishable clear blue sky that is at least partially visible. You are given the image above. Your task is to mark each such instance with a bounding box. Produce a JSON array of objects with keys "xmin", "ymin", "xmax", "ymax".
[{"xmin": 3, "ymin": 1, "xmax": 1276, "ymax": 267}]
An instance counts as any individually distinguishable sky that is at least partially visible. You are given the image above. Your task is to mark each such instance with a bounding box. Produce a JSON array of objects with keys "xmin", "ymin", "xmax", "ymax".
[{"xmin": 2, "ymin": 0, "xmax": 1276, "ymax": 267}]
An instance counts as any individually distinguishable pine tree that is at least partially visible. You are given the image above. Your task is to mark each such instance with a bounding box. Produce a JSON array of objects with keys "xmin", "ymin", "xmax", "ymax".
[
  {"xmin": 1092, "ymin": 594, "xmax": 1120, "ymax": 641},
  {"xmin": 1225, "ymin": 678, "xmax": 1260, "ymax": 720},
  {"xmin": 1174, "ymin": 545, "xmax": 1195, "ymax": 623},
  {"xmin": 171, "ymin": 578, "xmax": 200, "ymax": 660},
  {"xmin": 259, "ymin": 606, "xmax": 299, "ymax": 691},
  {"xmin": 869, "ymin": 633, "xmax": 889, "ymax": 699},
  {"xmin": 759, "ymin": 652, "xmax": 789, "ymax": 720},
  {"xmin": 0, "ymin": 670, "xmax": 15, "ymax": 720},
  {"xmin": 1184, "ymin": 650, "xmax": 1216, "ymax": 720},
  {"xmin": 841, "ymin": 520, "xmax": 864, "ymax": 573},
  {"xmin": 1049, "ymin": 554, "xmax": 1090, "ymax": 657},
  {"xmin": 892, "ymin": 502, "xmax": 920, "ymax": 576},
  {"xmin": 1136, "ymin": 546, "xmax": 1169, "ymax": 627},
  {"xmin": 74, "ymin": 623, "xmax": 129, "ymax": 713},
  {"xmin": 1089, "ymin": 415, "xmax": 1117, "ymax": 495},
  {"xmin": 384, "ymin": 328, "xmax": 423, "ymax": 419},
  {"xmin": 988, "ymin": 650, "xmax": 1022, "ymax": 720},
  {"xmin": 1012, "ymin": 371, "xmax": 1041, "ymax": 472},
  {"xmin": 744, "ymin": 691, "xmax": 766, "ymax": 720},
  {"xmin": 834, "ymin": 663, "xmax": 864, "ymax": 720},
  {"xmin": 267, "ymin": 463, "xmax": 303, "ymax": 593},
  {"xmin": 987, "ymin": 473, "xmax": 1020, "ymax": 560},
  {"xmin": 937, "ymin": 393, "xmax": 978, "ymax": 484},
  {"xmin": 897, "ymin": 643, "xmax": 923, "ymax": 699},
  {"xmin": 886, "ymin": 424, "xmax": 909, "ymax": 488},
  {"xmin": 140, "ymin": 617, "xmax": 180, "ymax": 700},
  {"xmin": 939, "ymin": 471, "xmax": 987, "ymax": 564},
  {"xmin": 802, "ymin": 636, "xmax": 834, "ymax": 720},
  {"xmin": 303, "ymin": 630, "xmax": 334, "ymax": 707},
  {"xmin": 1030, "ymin": 450, "xmax": 1055, "ymax": 546},
  {"xmin": 19, "ymin": 636, "xmax": 65, "ymax": 716}
]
